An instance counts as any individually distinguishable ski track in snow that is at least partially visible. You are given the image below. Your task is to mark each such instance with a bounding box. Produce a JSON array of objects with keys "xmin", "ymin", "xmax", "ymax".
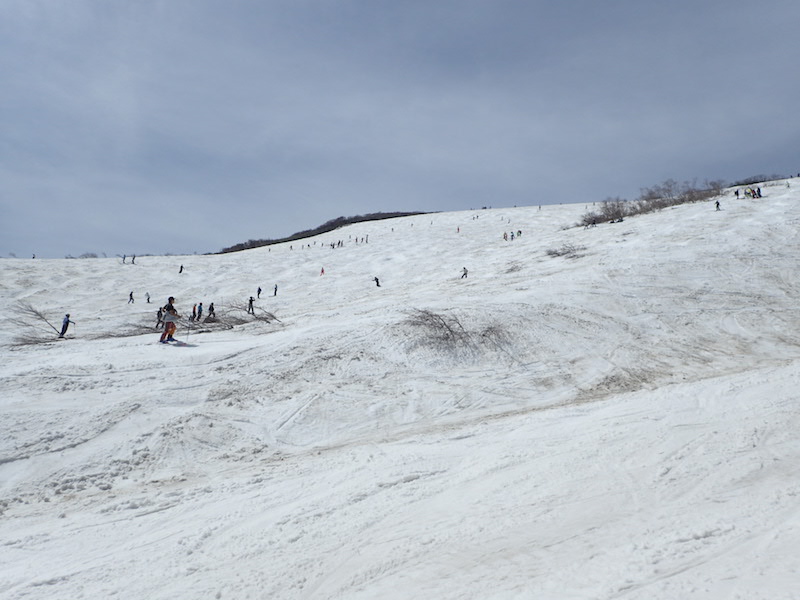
[{"xmin": 2, "ymin": 181, "xmax": 800, "ymax": 599}]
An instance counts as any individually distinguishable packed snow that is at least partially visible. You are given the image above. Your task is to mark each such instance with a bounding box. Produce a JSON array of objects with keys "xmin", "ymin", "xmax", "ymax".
[{"xmin": 2, "ymin": 181, "xmax": 799, "ymax": 599}]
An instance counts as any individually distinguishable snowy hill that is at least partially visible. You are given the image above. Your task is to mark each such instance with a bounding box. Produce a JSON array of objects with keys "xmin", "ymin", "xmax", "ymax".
[{"xmin": 2, "ymin": 181, "xmax": 800, "ymax": 599}]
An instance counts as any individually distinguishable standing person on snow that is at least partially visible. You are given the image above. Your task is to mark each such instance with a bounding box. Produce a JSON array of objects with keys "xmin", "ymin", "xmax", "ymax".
[
  {"xmin": 128, "ymin": 291, "xmax": 135, "ymax": 304},
  {"xmin": 247, "ymin": 296, "xmax": 255, "ymax": 314},
  {"xmin": 274, "ymin": 284, "xmax": 278, "ymax": 296},
  {"xmin": 159, "ymin": 297, "xmax": 180, "ymax": 343},
  {"xmin": 461, "ymin": 267, "xmax": 468, "ymax": 279},
  {"xmin": 208, "ymin": 303, "xmax": 215, "ymax": 318},
  {"xmin": 59, "ymin": 314, "xmax": 74, "ymax": 338},
  {"xmin": 257, "ymin": 286, "xmax": 262, "ymax": 298},
  {"xmin": 197, "ymin": 302, "xmax": 203, "ymax": 322}
]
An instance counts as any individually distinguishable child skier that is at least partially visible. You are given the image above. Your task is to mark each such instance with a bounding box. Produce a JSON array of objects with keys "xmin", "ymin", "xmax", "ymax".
[{"xmin": 159, "ymin": 297, "xmax": 181, "ymax": 343}]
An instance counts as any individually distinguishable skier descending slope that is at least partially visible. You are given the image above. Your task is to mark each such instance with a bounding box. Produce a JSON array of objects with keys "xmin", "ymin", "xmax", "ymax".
[{"xmin": 159, "ymin": 297, "xmax": 181, "ymax": 343}]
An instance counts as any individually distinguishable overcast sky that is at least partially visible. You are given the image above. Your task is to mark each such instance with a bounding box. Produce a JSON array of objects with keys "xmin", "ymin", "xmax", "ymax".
[{"xmin": 2, "ymin": 0, "xmax": 798, "ymax": 258}]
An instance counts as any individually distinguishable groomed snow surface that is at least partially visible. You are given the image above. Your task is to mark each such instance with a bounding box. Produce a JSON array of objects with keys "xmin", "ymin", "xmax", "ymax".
[{"xmin": 2, "ymin": 182, "xmax": 800, "ymax": 599}]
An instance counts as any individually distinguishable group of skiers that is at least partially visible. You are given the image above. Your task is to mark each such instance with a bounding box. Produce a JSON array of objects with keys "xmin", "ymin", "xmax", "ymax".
[
  {"xmin": 156, "ymin": 300, "xmax": 215, "ymax": 331},
  {"xmin": 735, "ymin": 187, "xmax": 762, "ymax": 199}
]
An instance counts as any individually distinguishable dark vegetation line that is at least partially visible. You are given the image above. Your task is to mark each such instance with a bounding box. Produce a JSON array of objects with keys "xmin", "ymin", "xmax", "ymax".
[{"xmin": 217, "ymin": 211, "xmax": 429, "ymax": 254}]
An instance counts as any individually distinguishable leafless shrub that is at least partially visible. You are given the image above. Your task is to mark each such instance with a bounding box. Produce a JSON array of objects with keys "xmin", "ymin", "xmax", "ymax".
[
  {"xmin": 403, "ymin": 309, "xmax": 518, "ymax": 365},
  {"xmin": 225, "ymin": 301, "xmax": 281, "ymax": 324},
  {"xmin": 580, "ymin": 179, "xmax": 727, "ymax": 228},
  {"xmin": 10, "ymin": 302, "xmax": 61, "ymax": 345},
  {"xmin": 546, "ymin": 244, "xmax": 586, "ymax": 259},
  {"xmin": 704, "ymin": 179, "xmax": 727, "ymax": 195},
  {"xmin": 404, "ymin": 309, "xmax": 474, "ymax": 350}
]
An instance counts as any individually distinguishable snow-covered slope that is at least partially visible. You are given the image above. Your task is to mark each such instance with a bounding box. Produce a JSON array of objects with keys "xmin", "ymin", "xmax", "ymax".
[{"xmin": 2, "ymin": 181, "xmax": 800, "ymax": 599}]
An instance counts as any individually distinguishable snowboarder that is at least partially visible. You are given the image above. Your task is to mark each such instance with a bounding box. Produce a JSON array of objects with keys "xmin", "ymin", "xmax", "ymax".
[
  {"xmin": 247, "ymin": 296, "xmax": 255, "ymax": 314},
  {"xmin": 159, "ymin": 297, "xmax": 180, "ymax": 343},
  {"xmin": 59, "ymin": 314, "xmax": 74, "ymax": 338},
  {"xmin": 461, "ymin": 267, "xmax": 468, "ymax": 279}
]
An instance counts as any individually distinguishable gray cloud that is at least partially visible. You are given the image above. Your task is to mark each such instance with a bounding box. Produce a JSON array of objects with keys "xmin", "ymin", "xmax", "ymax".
[{"xmin": 2, "ymin": 0, "xmax": 799, "ymax": 257}]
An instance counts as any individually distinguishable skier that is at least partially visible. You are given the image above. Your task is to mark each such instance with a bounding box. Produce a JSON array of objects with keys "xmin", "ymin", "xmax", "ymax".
[
  {"xmin": 159, "ymin": 297, "xmax": 180, "ymax": 343},
  {"xmin": 461, "ymin": 267, "xmax": 468, "ymax": 279},
  {"xmin": 715, "ymin": 200, "xmax": 721, "ymax": 211},
  {"xmin": 156, "ymin": 307, "xmax": 164, "ymax": 329},
  {"xmin": 179, "ymin": 265, "xmax": 184, "ymax": 274},
  {"xmin": 59, "ymin": 314, "xmax": 74, "ymax": 338},
  {"xmin": 374, "ymin": 277, "xmax": 381, "ymax": 287}
]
